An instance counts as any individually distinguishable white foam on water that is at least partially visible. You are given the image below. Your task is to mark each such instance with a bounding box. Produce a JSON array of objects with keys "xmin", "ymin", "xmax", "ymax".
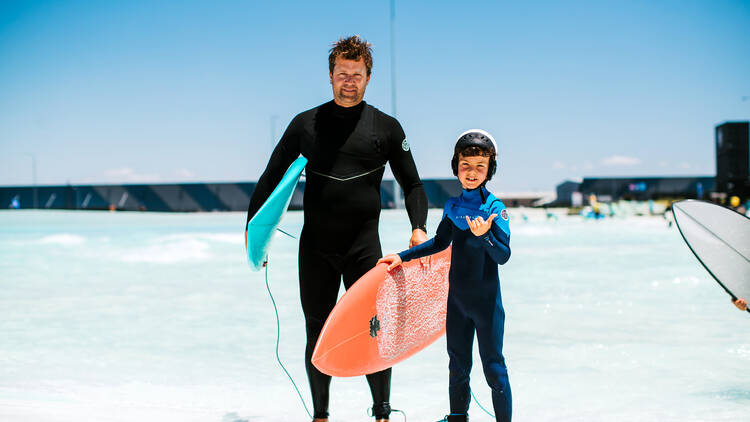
[
  {"xmin": 510, "ymin": 224, "xmax": 564, "ymax": 237},
  {"xmin": 156, "ymin": 232, "xmax": 244, "ymax": 245},
  {"xmin": 117, "ymin": 237, "xmax": 212, "ymax": 263},
  {"xmin": 729, "ymin": 344, "xmax": 750, "ymax": 361},
  {"xmin": 37, "ymin": 234, "xmax": 86, "ymax": 246}
]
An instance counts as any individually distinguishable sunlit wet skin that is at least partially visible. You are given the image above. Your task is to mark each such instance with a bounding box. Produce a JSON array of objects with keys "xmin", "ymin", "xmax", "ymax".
[{"xmin": 329, "ymin": 57, "xmax": 370, "ymax": 108}]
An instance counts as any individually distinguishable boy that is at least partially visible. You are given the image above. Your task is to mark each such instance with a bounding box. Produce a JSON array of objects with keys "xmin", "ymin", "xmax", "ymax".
[{"xmin": 378, "ymin": 129, "xmax": 512, "ymax": 422}]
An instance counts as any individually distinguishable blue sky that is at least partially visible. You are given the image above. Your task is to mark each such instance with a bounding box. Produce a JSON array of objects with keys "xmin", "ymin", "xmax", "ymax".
[{"xmin": 1, "ymin": 0, "xmax": 749, "ymax": 192}]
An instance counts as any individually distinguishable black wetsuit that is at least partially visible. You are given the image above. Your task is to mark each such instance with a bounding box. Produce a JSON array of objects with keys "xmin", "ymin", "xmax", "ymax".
[{"xmin": 246, "ymin": 100, "xmax": 427, "ymax": 419}]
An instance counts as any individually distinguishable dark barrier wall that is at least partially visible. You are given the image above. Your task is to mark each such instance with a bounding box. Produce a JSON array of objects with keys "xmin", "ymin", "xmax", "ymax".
[
  {"xmin": 1, "ymin": 179, "xmax": 461, "ymax": 212},
  {"xmin": 579, "ymin": 176, "xmax": 715, "ymax": 201}
]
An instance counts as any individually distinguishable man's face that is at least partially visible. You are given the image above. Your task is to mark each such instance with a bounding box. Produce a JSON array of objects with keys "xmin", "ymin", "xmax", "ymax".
[
  {"xmin": 457, "ymin": 154, "xmax": 490, "ymax": 190},
  {"xmin": 329, "ymin": 57, "xmax": 370, "ymax": 107}
]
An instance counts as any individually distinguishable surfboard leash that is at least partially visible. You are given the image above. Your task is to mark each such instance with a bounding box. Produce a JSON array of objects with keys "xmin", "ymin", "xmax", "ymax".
[
  {"xmin": 363, "ymin": 392, "xmax": 491, "ymax": 421},
  {"xmin": 367, "ymin": 406, "xmax": 407, "ymax": 421},
  {"xmin": 471, "ymin": 390, "xmax": 495, "ymax": 418},
  {"xmin": 264, "ymin": 262, "xmax": 314, "ymax": 420},
  {"xmin": 275, "ymin": 228, "xmax": 297, "ymax": 239}
]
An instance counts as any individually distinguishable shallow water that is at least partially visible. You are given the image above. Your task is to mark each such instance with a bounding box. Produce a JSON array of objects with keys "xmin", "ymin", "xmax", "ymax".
[{"xmin": 0, "ymin": 209, "xmax": 747, "ymax": 421}]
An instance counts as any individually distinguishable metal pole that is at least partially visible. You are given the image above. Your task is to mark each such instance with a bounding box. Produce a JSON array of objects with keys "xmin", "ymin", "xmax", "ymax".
[
  {"xmin": 390, "ymin": 0, "xmax": 404, "ymax": 209},
  {"xmin": 270, "ymin": 115, "xmax": 279, "ymax": 153},
  {"xmin": 390, "ymin": 0, "xmax": 397, "ymax": 118},
  {"xmin": 33, "ymin": 156, "xmax": 38, "ymax": 209},
  {"xmin": 24, "ymin": 153, "xmax": 37, "ymax": 209}
]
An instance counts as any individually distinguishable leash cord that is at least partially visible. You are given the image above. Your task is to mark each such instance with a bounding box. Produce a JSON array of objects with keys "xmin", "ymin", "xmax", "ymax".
[{"xmin": 264, "ymin": 262, "xmax": 313, "ymax": 419}]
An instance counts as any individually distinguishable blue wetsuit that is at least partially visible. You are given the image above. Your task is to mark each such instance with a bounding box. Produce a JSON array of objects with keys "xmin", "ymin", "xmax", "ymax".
[{"xmin": 398, "ymin": 186, "xmax": 512, "ymax": 422}]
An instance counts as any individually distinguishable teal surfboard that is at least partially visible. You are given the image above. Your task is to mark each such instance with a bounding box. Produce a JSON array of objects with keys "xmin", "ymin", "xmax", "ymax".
[{"xmin": 246, "ymin": 156, "xmax": 307, "ymax": 271}]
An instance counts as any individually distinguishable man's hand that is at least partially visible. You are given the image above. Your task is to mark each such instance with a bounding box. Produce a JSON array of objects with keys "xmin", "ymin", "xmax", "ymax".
[
  {"xmin": 466, "ymin": 214, "xmax": 497, "ymax": 237},
  {"xmin": 409, "ymin": 228, "xmax": 428, "ymax": 247},
  {"xmin": 732, "ymin": 297, "xmax": 747, "ymax": 311},
  {"xmin": 409, "ymin": 228, "xmax": 430, "ymax": 268}
]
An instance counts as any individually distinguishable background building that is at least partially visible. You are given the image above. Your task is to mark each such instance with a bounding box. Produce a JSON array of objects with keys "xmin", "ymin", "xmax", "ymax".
[
  {"xmin": 552, "ymin": 121, "xmax": 749, "ymax": 205},
  {"xmin": 553, "ymin": 177, "xmax": 714, "ymax": 205},
  {"xmin": 550, "ymin": 180, "xmax": 583, "ymax": 207},
  {"xmin": 578, "ymin": 176, "xmax": 714, "ymax": 202},
  {"xmin": 715, "ymin": 121, "xmax": 750, "ymax": 198}
]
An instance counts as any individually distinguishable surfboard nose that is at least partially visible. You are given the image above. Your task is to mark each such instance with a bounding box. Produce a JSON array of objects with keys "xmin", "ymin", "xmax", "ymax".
[{"xmin": 246, "ymin": 156, "xmax": 307, "ymax": 271}]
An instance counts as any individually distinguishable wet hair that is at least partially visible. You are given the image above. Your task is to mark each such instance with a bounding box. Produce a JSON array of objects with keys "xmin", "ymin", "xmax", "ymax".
[{"xmin": 329, "ymin": 35, "xmax": 373, "ymax": 76}]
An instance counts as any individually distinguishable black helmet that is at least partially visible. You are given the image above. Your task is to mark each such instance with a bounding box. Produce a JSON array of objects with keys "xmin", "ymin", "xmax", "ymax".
[{"xmin": 451, "ymin": 129, "xmax": 498, "ymax": 181}]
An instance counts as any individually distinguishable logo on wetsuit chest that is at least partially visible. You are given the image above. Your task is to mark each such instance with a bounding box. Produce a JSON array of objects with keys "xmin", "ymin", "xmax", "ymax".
[
  {"xmin": 369, "ymin": 315, "xmax": 381, "ymax": 337},
  {"xmin": 456, "ymin": 212, "xmax": 491, "ymax": 222}
]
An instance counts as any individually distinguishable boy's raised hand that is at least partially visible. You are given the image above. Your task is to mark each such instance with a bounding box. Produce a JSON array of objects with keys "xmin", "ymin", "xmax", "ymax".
[
  {"xmin": 466, "ymin": 214, "xmax": 497, "ymax": 237},
  {"xmin": 377, "ymin": 254, "xmax": 403, "ymax": 271}
]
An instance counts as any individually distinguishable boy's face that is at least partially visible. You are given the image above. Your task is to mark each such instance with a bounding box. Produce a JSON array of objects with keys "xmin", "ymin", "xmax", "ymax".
[{"xmin": 457, "ymin": 154, "xmax": 490, "ymax": 190}]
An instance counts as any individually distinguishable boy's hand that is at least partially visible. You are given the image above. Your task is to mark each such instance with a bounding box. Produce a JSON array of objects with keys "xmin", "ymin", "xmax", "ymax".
[
  {"xmin": 466, "ymin": 214, "xmax": 497, "ymax": 237},
  {"xmin": 732, "ymin": 297, "xmax": 747, "ymax": 311},
  {"xmin": 377, "ymin": 254, "xmax": 403, "ymax": 271}
]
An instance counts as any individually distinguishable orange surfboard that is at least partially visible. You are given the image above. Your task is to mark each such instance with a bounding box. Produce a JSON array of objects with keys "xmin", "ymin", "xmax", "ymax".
[{"xmin": 312, "ymin": 247, "xmax": 451, "ymax": 377}]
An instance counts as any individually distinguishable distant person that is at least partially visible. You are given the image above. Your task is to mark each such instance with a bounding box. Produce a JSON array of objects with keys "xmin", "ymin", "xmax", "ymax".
[
  {"xmin": 379, "ymin": 129, "xmax": 512, "ymax": 422},
  {"xmin": 727, "ymin": 195, "xmax": 746, "ymax": 214},
  {"xmin": 543, "ymin": 206, "xmax": 558, "ymax": 221},
  {"xmin": 664, "ymin": 204, "xmax": 674, "ymax": 228},
  {"xmin": 586, "ymin": 194, "xmax": 603, "ymax": 219},
  {"xmin": 731, "ymin": 297, "xmax": 747, "ymax": 312},
  {"xmin": 245, "ymin": 35, "xmax": 428, "ymax": 422}
]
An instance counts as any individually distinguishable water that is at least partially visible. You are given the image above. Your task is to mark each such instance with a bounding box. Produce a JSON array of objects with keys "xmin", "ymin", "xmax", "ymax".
[{"xmin": 1, "ymin": 209, "xmax": 748, "ymax": 421}]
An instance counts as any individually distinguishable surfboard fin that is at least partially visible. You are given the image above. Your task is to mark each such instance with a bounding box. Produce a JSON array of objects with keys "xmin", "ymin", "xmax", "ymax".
[{"xmin": 369, "ymin": 315, "xmax": 381, "ymax": 337}]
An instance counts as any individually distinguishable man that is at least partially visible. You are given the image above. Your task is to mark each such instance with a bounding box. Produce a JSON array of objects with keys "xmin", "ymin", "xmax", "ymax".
[{"xmin": 245, "ymin": 35, "xmax": 428, "ymax": 422}]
